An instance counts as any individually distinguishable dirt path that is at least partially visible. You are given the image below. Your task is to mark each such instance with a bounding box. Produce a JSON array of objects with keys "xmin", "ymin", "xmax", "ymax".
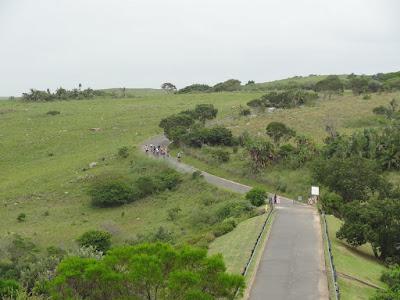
[{"xmin": 142, "ymin": 135, "xmax": 329, "ymax": 299}]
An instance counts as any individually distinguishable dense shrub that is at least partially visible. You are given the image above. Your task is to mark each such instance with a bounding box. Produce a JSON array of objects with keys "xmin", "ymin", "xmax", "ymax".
[
  {"xmin": 212, "ymin": 79, "xmax": 241, "ymax": 92},
  {"xmin": 17, "ymin": 213, "xmax": 26, "ymax": 222},
  {"xmin": 239, "ymin": 107, "xmax": 251, "ymax": 116},
  {"xmin": 46, "ymin": 110, "xmax": 61, "ymax": 116},
  {"xmin": 213, "ymin": 218, "xmax": 237, "ymax": 237},
  {"xmin": 248, "ymin": 90, "xmax": 318, "ymax": 110},
  {"xmin": 117, "ymin": 146, "xmax": 129, "ymax": 158},
  {"xmin": 159, "ymin": 114, "xmax": 195, "ymax": 139},
  {"xmin": 246, "ymin": 188, "xmax": 267, "ymax": 206},
  {"xmin": 22, "ymin": 86, "xmax": 98, "ymax": 102},
  {"xmin": 51, "ymin": 243, "xmax": 244, "ymax": 299},
  {"xmin": 135, "ymin": 176, "xmax": 158, "ymax": 197},
  {"xmin": 177, "ymin": 84, "xmax": 211, "ymax": 94},
  {"xmin": 191, "ymin": 170, "xmax": 203, "ymax": 180},
  {"xmin": 320, "ymin": 192, "xmax": 343, "ymax": 217},
  {"xmin": 155, "ymin": 169, "xmax": 182, "ymax": 190},
  {"xmin": 77, "ymin": 230, "xmax": 112, "ymax": 253},
  {"xmin": 182, "ymin": 126, "xmax": 235, "ymax": 148},
  {"xmin": 266, "ymin": 122, "xmax": 296, "ymax": 145},
  {"xmin": 211, "ymin": 149, "xmax": 230, "ymax": 163},
  {"xmin": 90, "ymin": 179, "xmax": 136, "ymax": 207}
]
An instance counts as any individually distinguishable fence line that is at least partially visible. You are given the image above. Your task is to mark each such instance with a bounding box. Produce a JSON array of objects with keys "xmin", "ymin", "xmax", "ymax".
[
  {"xmin": 322, "ymin": 212, "xmax": 340, "ymax": 300},
  {"xmin": 242, "ymin": 205, "xmax": 274, "ymax": 277}
]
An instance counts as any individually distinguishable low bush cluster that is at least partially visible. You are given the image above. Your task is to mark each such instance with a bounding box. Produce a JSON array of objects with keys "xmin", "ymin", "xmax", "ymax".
[
  {"xmin": 22, "ymin": 85, "xmax": 101, "ymax": 102},
  {"xmin": 90, "ymin": 169, "xmax": 182, "ymax": 208},
  {"xmin": 77, "ymin": 230, "xmax": 112, "ymax": 253},
  {"xmin": 246, "ymin": 188, "xmax": 267, "ymax": 207}
]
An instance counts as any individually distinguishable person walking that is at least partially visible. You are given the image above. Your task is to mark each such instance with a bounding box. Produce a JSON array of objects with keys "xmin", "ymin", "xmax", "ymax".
[
  {"xmin": 177, "ymin": 151, "xmax": 182, "ymax": 162},
  {"xmin": 274, "ymin": 194, "xmax": 277, "ymax": 204}
]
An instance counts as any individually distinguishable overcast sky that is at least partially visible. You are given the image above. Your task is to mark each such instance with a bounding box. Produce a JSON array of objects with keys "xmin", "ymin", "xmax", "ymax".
[{"xmin": 0, "ymin": 0, "xmax": 399, "ymax": 96}]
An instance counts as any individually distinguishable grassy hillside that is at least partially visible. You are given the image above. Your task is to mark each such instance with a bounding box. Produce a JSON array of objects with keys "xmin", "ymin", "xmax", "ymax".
[
  {"xmin": 0, "ymin": 92, "xmax": 263, "ymax": 251},
  {"xmin": 326, "ymin": 216, "xmax": 387, "ymax": 300}
]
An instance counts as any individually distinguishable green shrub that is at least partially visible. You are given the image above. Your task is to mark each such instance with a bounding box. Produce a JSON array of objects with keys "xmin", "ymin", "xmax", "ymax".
[
  {"xmin": 90, "ymin": 179, "xmax": 136, "ymax": 207},
  {"xmin": 167, "ymin": 207, "xmax": 182, "ymax": 221},
  {"xmin": 156, "ymin": 169, "xmax": 182, "ymax": 190},
  {"xmin": 77, "ymin": 230, "xmax": 112, "ymax": 252},
  {"xmin": 46, "ymin": 110, "xmax": 61, "ymax": 116},
  {"xmin": 0, "ymin": 279, "xmax": 20, "ymax": 299},
  {"xmin": 214, "ymin": 218, "xmax": 237, "ymax": 237},
  {"xmin": 362, "ymin": 94, "xmax": 371, "ymax": 100},
  {"xmin": 320, "ymin": 192, "xmax": 343, "ymax": 217},
  {"xmin": 246, "ymin": 188, "xmax": 266, "ymax": 206},
  {"xmin": 239, "ymin": 108, "xmax": 251, "ymax": 116},
  {"xmin": 17, "ymin": 213, "xmax": 26, "ymax": 222},
  {"xmin": 117, "ymin": 146, "xmax": 129, "ymax": 158},
  {"xmin": 192, "ymin": 170, "xmax": 203, "ymax": 180},
  {"xmin": 211, "ymin": 149, "xmax": 230, "ymax": 163}
]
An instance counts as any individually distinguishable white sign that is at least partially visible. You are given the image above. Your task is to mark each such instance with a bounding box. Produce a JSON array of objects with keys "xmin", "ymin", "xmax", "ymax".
[{"xmin": 311, "ymin": 186, "xmax": 319, "ymax": 196}]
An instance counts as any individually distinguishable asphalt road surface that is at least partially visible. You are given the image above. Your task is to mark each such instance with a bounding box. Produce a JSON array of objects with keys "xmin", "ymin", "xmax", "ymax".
[{"xmin": 142, "ymin": 136, "xmax": 329, "ymax": 299}]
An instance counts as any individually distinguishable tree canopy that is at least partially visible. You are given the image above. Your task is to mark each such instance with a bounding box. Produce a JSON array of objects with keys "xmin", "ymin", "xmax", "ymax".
[{"xmin": 51, "ymin": 243, "xmax": 244, "ymax": 300}]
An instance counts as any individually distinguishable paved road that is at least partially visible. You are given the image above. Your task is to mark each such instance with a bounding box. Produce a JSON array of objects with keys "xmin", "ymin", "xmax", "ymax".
[
  {"xmin": 143, "ymin": 135, "xmax": 251, "ymax": 194},
  {"xmin": 142, "ymin": 136, "xmax": 329, "ymax": 300},
  {"xmin": 249, "ymin": 198, "xmax": 329, "ymax": 300}
]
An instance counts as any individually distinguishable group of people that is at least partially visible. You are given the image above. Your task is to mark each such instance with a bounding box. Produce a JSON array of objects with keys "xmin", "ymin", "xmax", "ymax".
[{"xmin": 144, "ymin": 144, "xmax": 168, "ymax": 158}]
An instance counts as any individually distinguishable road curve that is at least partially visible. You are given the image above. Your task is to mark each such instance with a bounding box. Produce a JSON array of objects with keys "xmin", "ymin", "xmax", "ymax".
[{"xmin": 142, "ymin": 135, "xmax": 329, "ymax": 300}]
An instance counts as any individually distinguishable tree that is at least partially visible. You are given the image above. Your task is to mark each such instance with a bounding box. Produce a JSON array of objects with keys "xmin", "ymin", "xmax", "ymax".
[
  {"xmin": 159, "ymin": 114, "xmax": 195, "ymax": 140},
  {"xmin": 51, "ymin": 243, "xmax": 244, "ymax": 300},
  {"xmin": 177, "ymin": 84, "xmax": 211, "ymax": 94},
  {"xmin": 349, "ymin": 76, "xmax": 369, "ymax": 95},
  {"xmin": 161, "ymin": 82, "xmax": 177, "ymax": 93},
  {"xmin": 266, "ymin": 122, "xmax": 296, "ymax": 145},
  {"xmin": 194, "ymin": 104, "xmax": 218, "ymax": 124},
  {"xmin": 372, "ymin": 266, "xmax": 400, "ymax": 299},
  {"xmin": 337, "ymin": 200, "xmax": 400, "ymax": 262},
  {"xmin": 315, "ymin": 75, "xmax": 344, "ymax": 96},
  {"xmin": 77, "ymin": 230, "xmax": 112, "ymax": 253},
  {"xmin": 213, "ymin": 79, "xmax": 241, "ymax": 92},
  {"xmin": 312, "ymin": 156, "xmax": 387, "ymax": 201},
  {"xmin": 246, "ymin": 188, "xmax": 267, "ymax": 206}
]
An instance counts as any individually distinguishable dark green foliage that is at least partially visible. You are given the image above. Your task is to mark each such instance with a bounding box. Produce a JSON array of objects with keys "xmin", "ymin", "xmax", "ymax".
[
  {"xmin": 323, "ymin": 126, "xmax": 400, "ymax": 171},
  {"xmin": 161, "ymin": 82, "xmax": 177, "ymax": 92},
  {"xmin": 117, "ymin": 146, "xmax": 129, "ymax": 158},
  {"xmin": 212, "ymin": 79, "xmax": 241, "ymax": 92},
  {"xmin": 337, "ymin": 200, "xmax": 400, "ymax": 262},
  {"xmin": 315, "ymin": 75, "xmax": 344, "ymax": 94},
  {"xmin": 211, "ymin": 149, "xmax": 230, "ymax": 163},
  {"xmin": 349, "ymin": 76, "xmax": 370, "ymax": 95},
  {"xmin": 17, "ymin": 213, "xmax": 26, "ymax": 222},
  {"xmin": 135, "ymin": 176, "xmax": 158, "ymax": 197},
  {"xmin": 154, "ymin": 169, "xmax": 182, "ymax": 191},
  {"xmin": 130, "ymin": 227, "xmax": 176, "ymax": 245},
  {"xmin": 320, "ymin": 192, "xmax": 343, "ymax": 217},
  {"xmin": 177, "ymin": 84, "xmax": 212, "ymax": 94},
  {"xmin": 167, "ymin": 207, "xmax": 182, "ymax": 221},
  {"xmin": 312, "ymin": 156, "xmax": 387, "ymax": 201},
  {"xmin": 372, "ymin": 266, "xmax": 400, "ymax": 299},
  {"xmin": 191, "ymin": 170, "xmax": 203, "ymax": 180},
  {"xmin": 0, "ymin": 279, "xmax": 20, "ymax": 299},
  {"xmin": 51, "ymin": 243, "xmax": 245, "ymax": 299},
  {"xmin": 239, "ymin": 107, "xmax": 251, "ymax": 116},
  {"xmin": 373, "ymin": 99, "xmax": 399, "ymax": 119},
  {"xmin": 213, "ymin": 218, "xmax": 237, "ymax": 237},
  {"xmin": 182, "ymin": 126, "xmax": 235, "ymax": 148},
  {"xmin": 278, "ymin": 144, "xmax": 296, "ymax": 158},
  {"xmin": 22, "ymin": 86, "xmax": 98, "ymax": 101},
  {"xmin": 90, "ymin": 179, "xmax": 136, "ymax": 207},
  {"xmin": 248, "ymin": 89, "xmax": 318, "ymax": 110},
  {"xmin": 246, "ymin": 188, "xmax": 267, "ymax": 207},
  {"xmin": 77, "ymin": 230, "xmax": 112, "ymax": 252},
  {"xmin": 194, "ymin": 104, "xmax": 218, "ymax": 123},
  {"xmin": 46, "ymin": 110, "xmax": 61, "ymax": 116},
  {"xmin": 159, "ymin": 113, "xmax": 195, "ymax": 140},
  {"xmin": 266, "ymin": 122, "xmax": 296, "ymax": 145}
]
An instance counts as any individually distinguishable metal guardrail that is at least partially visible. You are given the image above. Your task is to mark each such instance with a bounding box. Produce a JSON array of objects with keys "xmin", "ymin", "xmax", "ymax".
[
  {"xmin": 322, "ymin": 212, "xmax": 340, "ymax": 300},
  {"xmin": 241, "ymin": 204, "xmax": 274, "ymax": 277}
]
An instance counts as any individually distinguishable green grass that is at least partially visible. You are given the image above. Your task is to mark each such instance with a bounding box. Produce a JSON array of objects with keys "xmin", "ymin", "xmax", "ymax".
[
  {"xmin": 326, "ymin": 215, "xmax": 387, "ymax": 299},
  {"xmin": 209, "ymin": 213, "xmax": 267, "ymax": 273},
  {"xmin": 0, "ymin": 92, "xmax": 263, "ymax": 251}
]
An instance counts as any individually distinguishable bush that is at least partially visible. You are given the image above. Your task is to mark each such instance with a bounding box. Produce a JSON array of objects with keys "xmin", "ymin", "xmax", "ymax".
[
  {"xmin": 17, "ymin": 213, "xmax": 26, "ymax": 222},
  {"xmin": 167, "ymin": 207, "xmax": 182, "ymax": 221},
  {"xmin": 246, "ymin": 188, "xmax": 266, "ymax": 206},
  {"xmin": 0, "ymin": 279, "xmax": 20, "ymax": 299},
  {"xmin": 214, "ymin": 218, "xmax": 237, "ymax": 237},
  {"xmin": 177, "ymin": 84, "xmax": 211, "ymax": 94},
  {"xmin": 46, "ymin": 110, "xmax": 60, "ymax": 116},
  {"xmin": 135, "ymin": 176, "xmax": 158, "ymax": 197},
  {"xmin": 90, "ymin": 179, "xmax": 136, "ymax": 207},
  {"xmin": 156, "ymin": 169, "xmax": 182, "ymax": 190},
  {"xmin": 211, "ymin": 149, "xmax": 230, "ymax": 163},
  {"xmin": 77, "ymin": 230, "xmax": 112, "ymax": 252},
  {"xmin": 320, "ymin": 192, "xmax": 343, "ymax": 217},
  {"xmin": 192, "ymin": 170, "xmax": 203, "ymax": 180},
  {"xmin": 212, "ymin": 79, "xmax": 241, "ymax": 92},
  {"xmin": 239, "ymin": 107, "xmax": 251, "ymax": 116},
  {"xmin": 117, "ymin": 146, "xmax": 129, "ymax": 158}
]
